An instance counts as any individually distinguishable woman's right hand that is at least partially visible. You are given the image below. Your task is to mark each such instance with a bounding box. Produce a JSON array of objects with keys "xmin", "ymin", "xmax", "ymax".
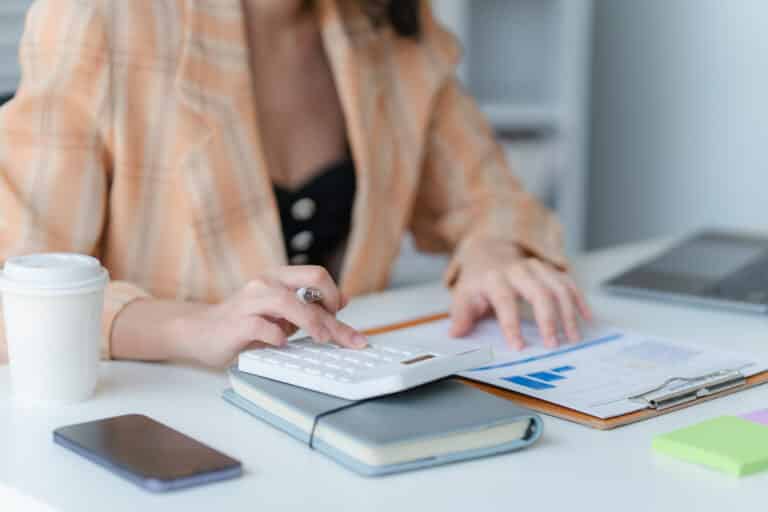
[
  {"xmin": 114, "ymin": 266, "xmax": 367, "ymax": 368},
  {"xmin": 175, "ymin": 266, "xmax": 366, "ymax": 367}
]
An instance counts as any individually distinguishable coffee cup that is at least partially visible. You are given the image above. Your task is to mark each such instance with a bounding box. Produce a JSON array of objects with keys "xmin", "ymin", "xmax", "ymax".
[{"xmin": 0, "ymin": 253, "xmax": 108, "ymax": 405}]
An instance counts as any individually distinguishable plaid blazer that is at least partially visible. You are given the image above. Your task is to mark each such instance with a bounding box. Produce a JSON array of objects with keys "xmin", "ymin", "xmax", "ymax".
[{"xmin": 0, "ymin": 0, "xmax": 566, "ymax": 358}]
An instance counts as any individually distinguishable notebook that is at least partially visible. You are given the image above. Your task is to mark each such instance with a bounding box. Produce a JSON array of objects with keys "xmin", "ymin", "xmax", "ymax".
[
  {"xmin": 223, "ymin": 366, "xmax": 543, "ymax": 476},
  {"xmin": 653, "ymin": 411, "xmax": 768, "ymax": 476}
]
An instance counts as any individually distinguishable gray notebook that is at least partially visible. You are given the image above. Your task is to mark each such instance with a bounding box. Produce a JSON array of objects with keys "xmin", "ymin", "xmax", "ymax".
[{"xmin": 223, "ymin": 366, "xmax": 543, "ymax": 476}]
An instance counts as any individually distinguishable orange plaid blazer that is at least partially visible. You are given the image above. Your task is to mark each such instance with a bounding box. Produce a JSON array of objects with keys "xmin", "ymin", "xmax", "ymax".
[{"xmin": 0, "ymin": 0, "xmax": 566, "ymax": 359}]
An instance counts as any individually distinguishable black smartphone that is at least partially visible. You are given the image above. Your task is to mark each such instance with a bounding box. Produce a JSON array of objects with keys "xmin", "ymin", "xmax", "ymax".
[{"xmin": 53, "ymin": 414, "xmax": 242, "ymax": 492}]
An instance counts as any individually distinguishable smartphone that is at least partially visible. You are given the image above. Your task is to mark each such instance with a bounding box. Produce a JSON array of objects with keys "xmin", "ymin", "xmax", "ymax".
[{"xmin": 53, "ymin": 414, "xmax": 242, "ymax": 492}]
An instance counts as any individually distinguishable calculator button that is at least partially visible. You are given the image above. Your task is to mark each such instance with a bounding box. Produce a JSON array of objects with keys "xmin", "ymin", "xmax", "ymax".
[
  {"xmin": 342, "ymin": 368, "xmax": 357, "ymax": 375},
  {"xmin": 262, "ymin": 358, "xmax": 281, "ymax": 365},
  {"xmin": 361, "ymin": 361, "xmax": 376, "ymax": 368},
  {"xmin": 324, "ymin": 362, "xmax": 341, "ymax": 370},
  {"xmin": 302, "ymin": 357, "xmax": 320, "ymax": 364},
  {"xmin": 342, "ymin": 357, "xmax": 361, "ymax": 364},
  {"xmin": 324, "ymin": 372, "xmax": 339, "ymax": 380},
  {"xmin": 303, "ymin": 367, "xmax": 322, "ymax": 375},
  {"xmin": 284, "ymin": 362, "xmax": 301, "ymax": 370},
  {"xmin": 337, "ymin": 377, "xmax": 351, "ymax": 383}
]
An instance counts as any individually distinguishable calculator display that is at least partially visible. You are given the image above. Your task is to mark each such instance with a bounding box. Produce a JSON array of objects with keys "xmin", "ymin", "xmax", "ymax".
[{"xmin": 401, "ymin": 354, "xmax": 435, "ymax": 365}]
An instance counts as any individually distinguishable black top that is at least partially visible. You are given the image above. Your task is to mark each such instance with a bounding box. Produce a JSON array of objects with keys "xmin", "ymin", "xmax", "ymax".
[{"xmin": 273, "ymin": 159, "xmax": 356, "ymax": 267}]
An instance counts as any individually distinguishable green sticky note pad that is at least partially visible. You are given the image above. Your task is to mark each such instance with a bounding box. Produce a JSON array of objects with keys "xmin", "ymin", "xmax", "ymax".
[{"xmin": 653, "ymin": 416, "xmax": 768, "ymax": 476}]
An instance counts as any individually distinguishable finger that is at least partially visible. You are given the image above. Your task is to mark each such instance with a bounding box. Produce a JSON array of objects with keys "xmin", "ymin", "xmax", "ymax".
[
  {"xmin": 264, "ymin": 316, "xmax": 299, "ymax": 337},
  {"xmin": 561, "ymin": 274, "xmax": 594, "ymax": 321},
  {"xmin": 268, "ymin": 265, "xmax": 343, "ymax": 313},
  {"xmin": 529, "ymin": 263, "xmax": 582, "ymax": 343},
  {"xmin": 486, "ymin": 279, "xmax": 525, "ymax": 350},
  {"xmin": 249, "ymin": 290, "xmax": 365, "ymax": 348},
  {"xmin": 322, "ymin": 315, "xmax": 368, "ymax": 349},
  {"xmin": 242, "ymin": 340, "xmax": 271, "ymax": 351},
  {"xmin": 511, "ymin": 270, "xmax": 560, "ymax": 348},
  {"xmin": 241, "ymin": 289, "xmax": 330, "ymax": 342},
  {"xmin": 450, "ymin": 290, "xmax": 487, "ymax": 338},
  {"xmin": 234, "ymin": 316, "xmax": 288, "ymax": 348}
]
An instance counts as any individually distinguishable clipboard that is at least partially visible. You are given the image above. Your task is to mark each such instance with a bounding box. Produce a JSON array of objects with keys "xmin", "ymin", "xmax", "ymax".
[{"xmin": 362, "ymin": 313, "xmax": 768, "ymax": 430}]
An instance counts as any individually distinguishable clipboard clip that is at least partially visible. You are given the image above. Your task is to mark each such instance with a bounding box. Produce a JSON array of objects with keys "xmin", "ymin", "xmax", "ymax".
[{"xmin": 627, "ymin": 368, "xmax": 747, "ymax": 411}]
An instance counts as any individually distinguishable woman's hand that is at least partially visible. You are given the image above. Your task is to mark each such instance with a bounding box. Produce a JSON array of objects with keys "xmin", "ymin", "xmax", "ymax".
[
  {"xmin": 113, "ymin": 266, "xmax": 366, "ymax": 368},
  {"xmin": 450, "ymin": 241, "xmax": 592, "ymax": 349}
]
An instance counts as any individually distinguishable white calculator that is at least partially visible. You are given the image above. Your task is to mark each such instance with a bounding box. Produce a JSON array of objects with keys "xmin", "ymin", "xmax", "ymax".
[{"xmin": 238, "ymin": 334, "xmax": 492, "ymax": 400}]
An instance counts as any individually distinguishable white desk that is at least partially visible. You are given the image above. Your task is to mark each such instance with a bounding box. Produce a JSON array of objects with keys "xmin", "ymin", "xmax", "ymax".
[{"xmin": 2, "ymin": 239, "xmax": 768, "ymax": 511}]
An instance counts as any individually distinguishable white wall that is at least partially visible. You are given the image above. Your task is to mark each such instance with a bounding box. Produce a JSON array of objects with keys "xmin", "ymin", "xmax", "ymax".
[
  {"xmin": 588, "ymin": 0, "xmax": 768, "ymax": 249},
  {"xmin": 0, "ymin": 1, "xmax": 31, "ymax": 94}
]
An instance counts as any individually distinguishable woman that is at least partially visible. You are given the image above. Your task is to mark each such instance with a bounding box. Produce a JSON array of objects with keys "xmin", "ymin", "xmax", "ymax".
[{"xmin": 0, "ymin": 0, "xmax": 591, "ymax": 367}]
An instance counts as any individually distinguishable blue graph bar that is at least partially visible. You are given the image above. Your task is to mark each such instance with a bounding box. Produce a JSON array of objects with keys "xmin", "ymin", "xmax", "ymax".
[
  {"xmin": 528, "ymin": 371, "xmax": 566, "ymax": 382},
  {"xmin": 503, "ymin": 376, "xmax": 555, "ymax": 390},
  {"xmin": 468, "ymin": 333, "xmax": 623, "ymax": 372},
  {"xmin": 553, "ymin": 365, "xmax": 576, "ymax": 373}
]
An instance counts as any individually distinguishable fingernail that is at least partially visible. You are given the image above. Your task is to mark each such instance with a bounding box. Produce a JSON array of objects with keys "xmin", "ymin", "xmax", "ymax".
[{"xmin": 352, "ymin": 334, "xmax": 368, "ymax": 348}]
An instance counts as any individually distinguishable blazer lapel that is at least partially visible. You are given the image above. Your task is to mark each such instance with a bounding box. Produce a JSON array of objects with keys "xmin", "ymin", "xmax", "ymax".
[
  {"xmin": 175, "ymin": 0, "xmax": 285, "ymax": 293},
  {"xmin": 317, "ymin": 0, "xmax": 401, "ymax": 295}
]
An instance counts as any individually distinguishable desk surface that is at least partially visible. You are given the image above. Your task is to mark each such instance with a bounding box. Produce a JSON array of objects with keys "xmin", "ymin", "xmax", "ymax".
[{"xmin": 2, "ymin": 239, "xmax": 768, "ymax": 511}]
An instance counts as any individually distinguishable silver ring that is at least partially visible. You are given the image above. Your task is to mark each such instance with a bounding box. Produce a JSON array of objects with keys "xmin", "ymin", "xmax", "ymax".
[{"xmin": 296, "ymin": 287, "xmax": 323, "ymax": 305}]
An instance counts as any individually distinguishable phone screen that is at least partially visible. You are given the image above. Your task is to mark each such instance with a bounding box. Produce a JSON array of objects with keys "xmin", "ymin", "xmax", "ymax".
[{"xmin": 54, "ymin": 414, "xmax": 242, "ymax": 491}]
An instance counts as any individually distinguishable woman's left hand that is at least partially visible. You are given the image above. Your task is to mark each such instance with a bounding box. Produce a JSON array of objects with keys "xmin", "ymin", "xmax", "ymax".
[{"xmin": 450, "ymin": 241, "xmax": 593, "ymax": 350}]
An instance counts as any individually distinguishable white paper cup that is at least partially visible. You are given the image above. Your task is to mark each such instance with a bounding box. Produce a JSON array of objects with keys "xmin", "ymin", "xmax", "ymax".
[{"xmin": 0, "ymin": 253, "xmax": 108, "ymax": 405}]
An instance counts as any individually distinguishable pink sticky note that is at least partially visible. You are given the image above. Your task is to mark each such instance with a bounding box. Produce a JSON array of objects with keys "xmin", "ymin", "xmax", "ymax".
[{"xmin": 741, "ymin": 409, "xmax": 768, "ymax": 426}]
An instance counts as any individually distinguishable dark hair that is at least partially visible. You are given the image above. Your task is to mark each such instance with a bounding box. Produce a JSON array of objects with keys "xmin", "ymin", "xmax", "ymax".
[{"xmin": 364, "ymin": 0, "xmax": 421, "ymax": 39}]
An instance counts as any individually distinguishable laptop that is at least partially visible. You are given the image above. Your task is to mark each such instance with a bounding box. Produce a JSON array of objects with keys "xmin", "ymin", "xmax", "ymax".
[{"xmin": 603, "ymin": 230, "xmax": 768, "ymax": 313}]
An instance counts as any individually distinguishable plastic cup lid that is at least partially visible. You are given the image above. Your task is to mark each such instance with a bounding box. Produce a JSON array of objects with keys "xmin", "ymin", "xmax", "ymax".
[{"xmin": 0, "ymin": 253, "xmax": 108, "ymax": 292}]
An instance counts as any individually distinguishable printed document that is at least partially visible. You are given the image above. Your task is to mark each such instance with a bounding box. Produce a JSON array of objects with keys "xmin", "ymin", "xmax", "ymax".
[{"xmin": 397, "ymin": 318, "xmax": 768, "ymax": 418}]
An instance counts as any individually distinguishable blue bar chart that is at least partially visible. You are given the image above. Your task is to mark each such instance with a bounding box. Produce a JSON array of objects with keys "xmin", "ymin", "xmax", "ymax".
[{"xmin": 503, "ymin": 365, "xmax": 576, "ymax": 390}]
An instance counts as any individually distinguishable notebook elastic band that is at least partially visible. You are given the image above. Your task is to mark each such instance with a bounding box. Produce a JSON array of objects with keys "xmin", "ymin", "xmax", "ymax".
[
  {"xmin": 308, "ymin": 398, "xmax": 377, "ymax": 450},
  {"xmin": 307, "ymin": 377, "xmax": 451, "ymax": 449}
]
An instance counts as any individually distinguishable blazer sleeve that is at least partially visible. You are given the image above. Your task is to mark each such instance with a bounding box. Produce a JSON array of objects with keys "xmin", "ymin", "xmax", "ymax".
[
  {"xmin": 409, "ymin": 4, "xmax": 569, "ymax": 286},
  {"xmin": 0, "ymin": 0, "xmax": 149, "ymax": 361}
]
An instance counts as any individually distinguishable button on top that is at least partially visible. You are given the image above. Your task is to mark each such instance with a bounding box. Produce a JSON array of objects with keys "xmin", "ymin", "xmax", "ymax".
[
  {"xmin": 291, "ymin": 198, "xmax": 316, "ymax": 221},
  {"xmin": 290, "ymin": 230, "xmax": 314, "ymax": 252},
  {"xmin": 290, "ymin": 254, "xmax": 309, "ymax": 265}
]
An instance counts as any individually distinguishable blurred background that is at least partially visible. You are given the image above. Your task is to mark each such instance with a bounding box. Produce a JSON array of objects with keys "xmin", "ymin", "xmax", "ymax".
[{"xmin": 1, "ymin": 0, "xmax": 766, "ymax": 280}]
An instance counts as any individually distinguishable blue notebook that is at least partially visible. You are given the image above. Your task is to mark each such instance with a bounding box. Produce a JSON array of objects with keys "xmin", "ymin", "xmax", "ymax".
[{"xmin": 223, "ymin": 367, "xmax": 543, "ymax": 476}]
